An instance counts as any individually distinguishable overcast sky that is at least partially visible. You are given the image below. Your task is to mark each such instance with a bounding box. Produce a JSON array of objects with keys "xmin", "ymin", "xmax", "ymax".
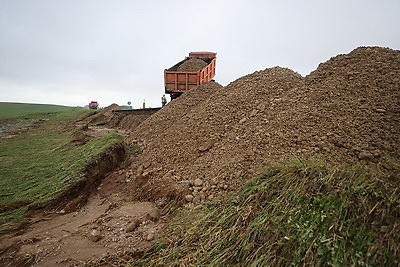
[{"xmin": 0, "ymin": 0, "xmax": 399, "ymax": 108}]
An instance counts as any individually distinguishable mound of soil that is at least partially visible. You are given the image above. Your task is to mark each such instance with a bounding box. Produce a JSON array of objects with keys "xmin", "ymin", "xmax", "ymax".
[
  {"xmin": 86, "ymin": 103, "xmax": 121, "ymax": 125},
  {"xmin": 177, "ymin": 58, "xmax": 209, "ymax": 72},
  {"xmin": 126, "ymin": 46, "xmax": 400, "ymax": 203}
]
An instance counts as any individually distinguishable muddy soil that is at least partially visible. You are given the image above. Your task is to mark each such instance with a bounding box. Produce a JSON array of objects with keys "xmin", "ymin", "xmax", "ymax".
[
  {"xmin": 0, "ymin": 119, "xmax": 48, "ymax": 141},
  {"xmin": 1, "ymin": 184, "xmax": 164, "ymax": 266},
  {"xmin": 0, "ymin": 114, "xmax": 163, "ymax": 266},
  {"xmin": 0, "ymin": 144, "xmax": 165, "ymax": 267}
]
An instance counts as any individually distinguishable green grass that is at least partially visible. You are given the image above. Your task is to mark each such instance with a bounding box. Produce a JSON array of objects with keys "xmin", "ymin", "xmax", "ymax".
[
  {"xmin": 0, "ymin": 102, "xmax": 74, "ymax": 121},
  {"xmin": 127, "ymin": 145, "xmax": 141, "ymax": 154},
  {"xmin": 137, "ymin": 159, "xmax": 399, "ymax": 266},
  {"xmin": 0, "ymin": 107, "xmax": 122, "ymax": 233}
]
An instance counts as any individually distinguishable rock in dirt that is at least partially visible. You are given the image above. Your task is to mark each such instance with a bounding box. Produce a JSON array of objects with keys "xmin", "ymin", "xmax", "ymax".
[
  {"xmin": 185, "ymin": 194, "xmax": 194, "ymax": 202},
  {"xmin": 144, "ymin": 231, "xmax": 155, "ymax": 241},
  {"xmin": 126, "ymin": 218, "xmax": 141, "ymax": 233},
  {"xmin": 137, "ymin": 165, "xmax": 144, "ymax": 176},
  {"xmin": 89, "ymin": 229, "xmax": 102, "ymax": 242},
  {"xmin": 146, "ymin": 208, "xmax": 161, "ymax": 222},
  {"xmin": 193, "ymin": 196, "xmax": 201, "ymax": 204},
  {"xmin": 358, "ymin": 151, "xmax": 374, "ymax": 160},
  {"xmin": 193, "ymin": 178, "xmax": 203, "ymax": 187}
]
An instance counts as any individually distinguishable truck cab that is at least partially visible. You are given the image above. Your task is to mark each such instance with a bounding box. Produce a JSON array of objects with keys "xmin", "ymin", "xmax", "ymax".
[{"xmin": 89, "ymin": 101, "xmax": 99, "ymax": 110}]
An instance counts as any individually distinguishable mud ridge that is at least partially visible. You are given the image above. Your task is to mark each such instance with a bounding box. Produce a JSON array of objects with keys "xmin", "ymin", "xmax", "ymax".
[{"xmin": 48, "ymin": 142, "xmax": 127, "ymax": 213}]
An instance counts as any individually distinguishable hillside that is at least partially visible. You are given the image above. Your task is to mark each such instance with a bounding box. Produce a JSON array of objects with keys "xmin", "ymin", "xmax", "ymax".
[
  {"xmin": 0, "ymin": 47, "xmax": 399, "ymax": 266},
  {"xmin": 0, "ymin": 102, "xmax": 74, "ymax": 120}
]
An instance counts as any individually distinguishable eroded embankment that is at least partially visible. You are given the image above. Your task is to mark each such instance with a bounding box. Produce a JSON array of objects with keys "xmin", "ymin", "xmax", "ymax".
[
  {"xmin": 48, "ymin": 142, "xmax": 127, "ymax": 213},
  {"xmin": 0, "ymin": 142, "xmax": 128, "ymax": 266}
]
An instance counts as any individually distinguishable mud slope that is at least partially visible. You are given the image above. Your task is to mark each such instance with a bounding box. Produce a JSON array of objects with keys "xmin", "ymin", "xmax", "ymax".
[{"xmin": 126, "ymin": 46, "xmax": 400, "ymax": 203}]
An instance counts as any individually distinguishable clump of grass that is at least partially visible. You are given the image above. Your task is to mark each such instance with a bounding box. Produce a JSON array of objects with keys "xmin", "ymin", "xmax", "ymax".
[
  {"xmin": 94, "ymin": 120, "xmax": 108, "ymax": 126},
  {"xmin": 139, "ymin": 159, "xmax": 399, "ymax": 266},
  {"xmin": 127, "ymin": 145, "xmax": 141, "ymax": 154}
]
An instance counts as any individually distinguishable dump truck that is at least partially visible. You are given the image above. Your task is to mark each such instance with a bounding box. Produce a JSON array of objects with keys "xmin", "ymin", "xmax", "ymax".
[
  {"xmin": 164, "ymin": 52, "xmax": 216, "ymax": 99},
  {"xmin": 89, "ymin": 101, "xmax": 99, "ymax": 109}
]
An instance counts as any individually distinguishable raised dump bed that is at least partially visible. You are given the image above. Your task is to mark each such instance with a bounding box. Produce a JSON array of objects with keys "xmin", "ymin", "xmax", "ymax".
[{"xmin": 164, "ymin": 52, "xmax": 216, "ymax": 99}]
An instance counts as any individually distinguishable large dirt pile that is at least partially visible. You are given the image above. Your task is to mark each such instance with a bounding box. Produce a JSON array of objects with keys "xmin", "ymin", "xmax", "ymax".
[
  {"xmin": 303, "ymin": 46, "xmax": 400, "ymax": 163},
  {"xmin": 126, "ymin": 46, "xmax": 400, "ymax": 203},
  {"xmin": 177, "ymin": 58, "xmax": 209, "ymax": 72}
]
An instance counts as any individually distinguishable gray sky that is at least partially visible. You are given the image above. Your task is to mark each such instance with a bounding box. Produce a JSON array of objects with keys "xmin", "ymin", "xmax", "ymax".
[{"xmin": 0, "ymin": 0, "xmax": 399, "ymax": 108}]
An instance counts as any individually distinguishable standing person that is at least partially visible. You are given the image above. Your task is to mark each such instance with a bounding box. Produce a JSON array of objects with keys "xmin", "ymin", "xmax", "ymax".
[
  {"xmin": 161, "ymin": 94, "xmax": 167, "ymax": 107},
  {"xmin": 142, "ymin": 99, "xmax": 146, "ymax": 109}
]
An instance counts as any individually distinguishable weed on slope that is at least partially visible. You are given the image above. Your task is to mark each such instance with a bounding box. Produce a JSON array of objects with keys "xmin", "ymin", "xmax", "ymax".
[{"xmin": 140, "ymin": 159, "xmax": 399, "ymax": 266}]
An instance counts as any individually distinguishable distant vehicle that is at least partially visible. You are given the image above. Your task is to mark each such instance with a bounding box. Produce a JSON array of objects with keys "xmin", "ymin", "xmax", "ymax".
[
  {"xmin": 89, "ymin": 101, "xmax": 99, "ymax": 110},
  {"xmin": 164, "ymin": 52, "xmax": 217, "ymax": 99}
]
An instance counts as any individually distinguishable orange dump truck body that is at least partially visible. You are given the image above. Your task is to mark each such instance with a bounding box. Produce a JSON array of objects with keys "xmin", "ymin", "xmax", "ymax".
[{"xmin": 164, "ymin": 52, "xmax": 216, "ymax": 97}]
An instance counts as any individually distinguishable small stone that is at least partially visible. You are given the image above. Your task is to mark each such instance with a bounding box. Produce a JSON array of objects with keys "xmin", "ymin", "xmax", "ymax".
[
  {"xmin": 144, "ymin": 162, "xmax": 151, "ymax": 169},
  {"xmin": 89, "ymin": 229, "xmax": 102, "ymax": 242},
  {"xmin": 198, "ymin": 143, "xmax": 213, "ymax": 152},
  {"xmin": 358, "ymin": 151, "xmax": 374, "ymax": 160},
  {"xmin": 193, "ymin": 186, "xmax": 202, "ymax": 192},
  {"xmin": 239, "ymin": 117, "xmax": 247, "ymax": 124},
  {"xmin": 375, "ymin": 108, "xmax": 386, "ymax": 113},
  {"xmin": 211, "ymin": 177, "xmax": 219, "ymax": 185},
  {"xmin": 193, "ymin": 196, "xmax": 201, "ymax": 204},
  {"xmin": 126, "ymin": 218, "xmax": 140, "ymax": 233},
  {"xmin": 194, "ymin": 178, "xmax": 203, "ymax": 187},
  {"xmin": 146, "ymin": 208, "xmax": 161, "ymax": 222},
  {"xmin": 137, "ymin": 165, "xmax": 144, "ymax": 175},
  {"xmin": 185, "ymin": 194, "xmax": 194, "ymax": 202},
  {"xmin": 372, "ymin": 149, "xmax": 382, "ymax": 157},
  {"xmin": 146, "ymin": 232, "xmax": 155, "ymax": 241}
]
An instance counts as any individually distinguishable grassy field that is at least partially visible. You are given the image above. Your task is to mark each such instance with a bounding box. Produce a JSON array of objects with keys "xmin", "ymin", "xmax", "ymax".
[
  {"xmin": 0, "ymin": 104, "xmax": 122, "ymax": 233},
  {"xmin": 0, "ymin": 102, "xmax": 74, "ymax": 121}
]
